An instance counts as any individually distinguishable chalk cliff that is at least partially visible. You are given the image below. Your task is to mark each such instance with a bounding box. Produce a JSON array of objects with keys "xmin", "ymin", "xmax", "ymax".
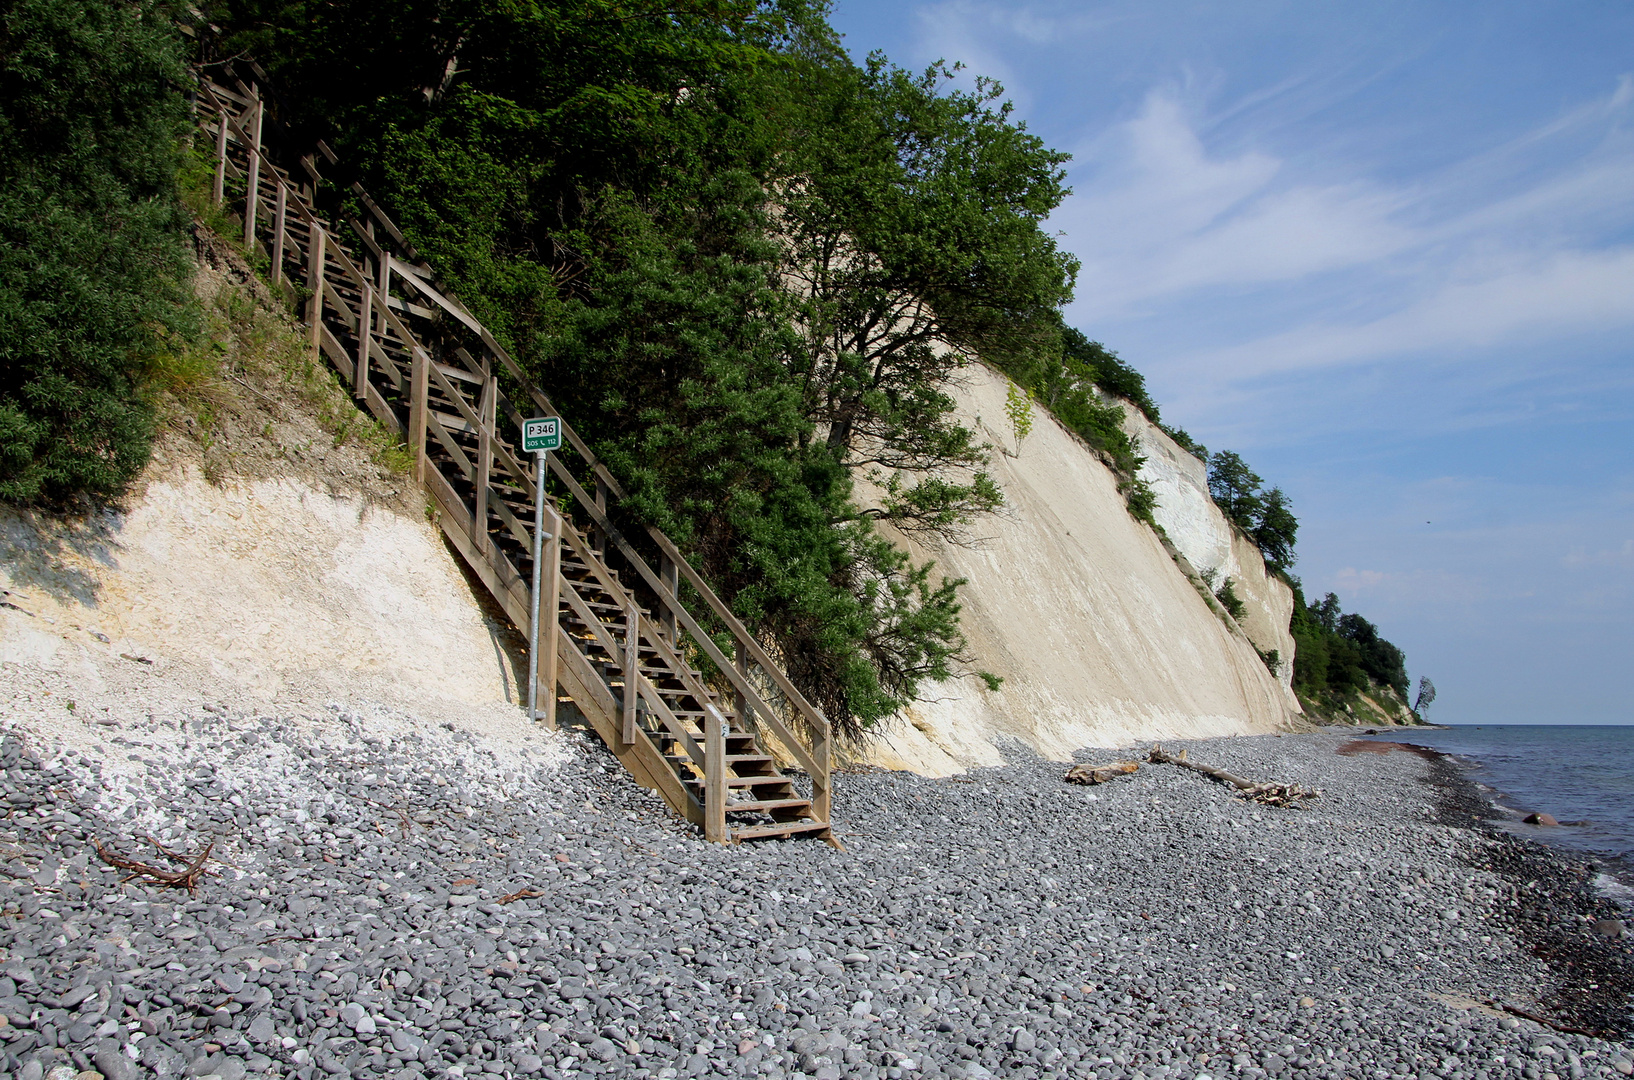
[
  {"xmin": 1121, "ymin": 407, "xmax": 1298, "ymax": 691},
  {"xmin": 0, "ymin": 451, "xmax": 526, "ymax": 732},
  {"xmin": 858, "ymin": 365, "xmax": 1302, "ymax": 775},
  {"xmin": 0, "ymin": 353, "xmax": 1302, "ymax": 780}
]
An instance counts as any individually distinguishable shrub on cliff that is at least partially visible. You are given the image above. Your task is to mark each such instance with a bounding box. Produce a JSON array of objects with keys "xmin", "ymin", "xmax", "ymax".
[
  {"xmin": 208, "ymin": 0, "xmax": 1075, "ymax": 736},
  {"xmin": 0, "ymin": 0, "xmax": 196, "ymax": 504},
  {"xmin": 1288, "ymin": 582, "xmax": 1410, "ymax": 705},
  {"xmin": 988, "ymin": 325, "xmax": 1148, "ymax": 489}
]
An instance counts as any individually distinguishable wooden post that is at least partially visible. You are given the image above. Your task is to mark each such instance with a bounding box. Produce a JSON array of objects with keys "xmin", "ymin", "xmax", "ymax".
[
  {"xmin": 409, "ymin": 347, "xmax": 429, "ymax": 483},
  {"xmin": 734, "ymin": 639, "xmax": 753, "ymax": 733},
  {"xmin": 538, "ymin": 504, "xmax": 563, "ymax": 730},
  {"xmin": 212, "ymin": 114, "xmax": 227, "ymax": 207},
  {"xmin": 473, "ymin": 374, "xmax": 496, "ymax": 555},
  {"xmin": 811, "ymin": 713, "xmax": 831, "ymax": 824},
  {"xmin": 355, "ymin": 279, "xmax": 372, "ymax": 399},
  {"xmin": 622, "ymin": 601, "xmax": 640, "ymax": 746},
  {"xmin": 593, "ymin": 476, "xmax": 609, "ymax": 554},
  {"xmin": 375, "ymin": 239, "xmax": 390, "ymax": 335},
  {"xmin": 242, "ymin": 94, "xmax": 263, "ymax": 251},
  {"xmin": 659, "ymin": 554, "xmax": 678, "ymax": 641},
  {"xmin": 270, "ymin": 180, "xmax": 288, "ymax": 286},
  {"xmin": 704, "ymin": 705, "xmax": 727, "ymax": 843},
  {"xmin": 306, "ymin": 225, "xmax": 327, "ymax": 353}
]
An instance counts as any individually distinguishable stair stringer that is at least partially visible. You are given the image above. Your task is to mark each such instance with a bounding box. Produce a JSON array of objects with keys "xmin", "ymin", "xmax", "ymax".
[
  {"xmin": 189, "ymin": 58, "xmax": 837, "ymax": 846},
  {"xmin": 554, "ymin": 635, "xmax": 706, "ymax": 826}
]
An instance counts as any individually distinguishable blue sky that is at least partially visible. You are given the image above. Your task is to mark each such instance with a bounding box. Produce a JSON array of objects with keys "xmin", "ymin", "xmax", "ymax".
[{"xmin": 827, "ymin": 0, "xmax": 1634, "ymax": 724}]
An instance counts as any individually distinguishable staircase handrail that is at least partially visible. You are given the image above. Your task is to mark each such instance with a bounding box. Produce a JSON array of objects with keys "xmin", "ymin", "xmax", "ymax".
[{"xmin": 190, "ymin": 57, "xmax": 832, "ymax": 816}]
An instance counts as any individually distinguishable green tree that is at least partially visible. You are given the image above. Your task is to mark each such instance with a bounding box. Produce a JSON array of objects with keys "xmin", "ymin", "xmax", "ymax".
[
  {"xmin": 1207, "ymin": 450, "xmax": 1264, "ymax": 531},
  {"xmin": 211, "ymin": 0, "xmax": 810, "ymax": 355},
  {"xmin": 1338, "ymin": 612, "xmax": 1409, "ymax": 701},
  {"xmin": 1413, "ymin": 676, "xmax": 1437, "ymax": 719},
  {"xmin": 0, "ymin": 0, "xmax": 195, "ymax": 504},
  {"xmin": 771, "ymin": 53, "xmax": 1077, "ymax": 537},
  {"xmin": 1251, "ymin": 486, "xmax": 1298, "ymax": 570},
  {"xmin": 1286, "ymin": 581, "xmax": 1411, "ymax": 706},
  {"xmin": 1314, "ymin": 591, "xmax": 1342, "ymax": 633}
]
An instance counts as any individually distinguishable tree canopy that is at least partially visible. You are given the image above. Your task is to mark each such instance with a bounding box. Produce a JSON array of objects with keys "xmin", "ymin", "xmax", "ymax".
[
  {"xmin": 1287, "ymin": 584, "xmax": 1410, "ymax": 704},
  {"xmin": 1206, "ymin": 450, "xmax": 1298, "ymax": 571},
  {"xmin": 0, "ymin": 0, "xmax": 196, "ymax": 503},
  {"xmin": 205, "ymin": 0, "xmax": 1078, "ymax": 735}
]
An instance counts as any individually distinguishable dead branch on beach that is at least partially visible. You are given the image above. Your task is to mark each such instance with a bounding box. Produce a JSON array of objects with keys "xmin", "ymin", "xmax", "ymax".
[
  {"xmin": 1147, "ymin": 745, "xmax": 1320, "ymax": 808},
  {"xmin": 94, "ymin": 837, "xmax": 215, "ymax": 892},
  {"xmin": 1064, "ymin": 762, "xmax": 1141, "ymax": 785},
  {"xmin": 1487, "ymin": 999, "xmax": 1613, "ymax": 1040},
  {"xmin": 497, "ymin": 888, "xmax": 545, "ymax": 904}
]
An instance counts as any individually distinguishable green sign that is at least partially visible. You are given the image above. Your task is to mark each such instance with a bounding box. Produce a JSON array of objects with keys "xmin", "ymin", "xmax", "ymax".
[{"xmin": 523, "ymin": 416, "xmax": 561, "ymax": 453}]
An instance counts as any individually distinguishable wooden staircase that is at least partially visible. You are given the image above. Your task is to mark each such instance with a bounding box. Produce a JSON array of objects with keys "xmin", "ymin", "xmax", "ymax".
[{"xmin": 190, "ymin": 61, "xmax": 836, "ymax": 847}]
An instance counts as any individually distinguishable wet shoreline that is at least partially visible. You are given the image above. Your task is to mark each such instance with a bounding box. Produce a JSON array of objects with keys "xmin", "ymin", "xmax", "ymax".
[{"xmin": 1346, "ymin": 734, "xmax": 1634, "ymax": 1038}]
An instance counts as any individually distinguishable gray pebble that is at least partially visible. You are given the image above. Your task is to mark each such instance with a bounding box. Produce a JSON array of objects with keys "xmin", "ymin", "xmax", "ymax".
[
  {"xmin": 93, "ymin": 1053, "xmax": 139, "ymax": 1080},
  {"xmin": 0, "ymin": 717, "xmax": 1625, "ymax": 1080}
]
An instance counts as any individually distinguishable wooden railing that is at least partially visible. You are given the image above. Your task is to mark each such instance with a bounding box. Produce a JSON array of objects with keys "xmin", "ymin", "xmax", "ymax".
[{"xmin": 191, "ymin": 58, "xmax": 832, "ymax": 840}]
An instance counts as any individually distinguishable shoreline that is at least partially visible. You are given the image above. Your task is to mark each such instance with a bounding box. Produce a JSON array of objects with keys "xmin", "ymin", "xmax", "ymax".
[
  {"xmin": 1349, "ymin": 722, "xmax": 1634, "ymax": 912},
  {"xmin": 1374, "ymin": 735, "xmax": 1634, "ymax": 1037},
  {"xmin": 0, "ymin": 713, "xmax": 1629, "ymax": 1080}
]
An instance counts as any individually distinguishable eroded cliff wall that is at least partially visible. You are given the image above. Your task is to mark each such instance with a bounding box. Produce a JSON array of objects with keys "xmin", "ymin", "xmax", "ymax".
[
  {"xmin": 1121, "ymin": 409, "xmax": 1298, "ymax": 690},
  {"xmin": 0, "ymin": 443, "xmax": 527, "ymax": 732},
  {"xmin": 859, "ymin": 365, "xmax": 1301, "ymax": 774}
]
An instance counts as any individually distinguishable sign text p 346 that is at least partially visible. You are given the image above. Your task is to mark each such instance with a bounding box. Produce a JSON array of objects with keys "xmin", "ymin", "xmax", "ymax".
[{"xmin": 523, "ymin": 417, "xmax": 561, "ymax": 453}]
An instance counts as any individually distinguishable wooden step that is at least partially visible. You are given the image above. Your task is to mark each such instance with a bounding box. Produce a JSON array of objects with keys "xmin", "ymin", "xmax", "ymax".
[
  {"xmin": 722, "ymin": 797, "xmax": 813, "ymax": 815},
  {"xmin": 731, "ymin": 821, "xmax": 833, "ymax": 842},
  {"xmin": 197, "ymin": 81, "xmax": 837, "ymax": 851},
  {"xmin": 685, "ymin": 774, "xmax": 792, "ymax": 791},
  {"xmin": 666, "ymin": 753, "xmax": 774, "ymax": 768}
]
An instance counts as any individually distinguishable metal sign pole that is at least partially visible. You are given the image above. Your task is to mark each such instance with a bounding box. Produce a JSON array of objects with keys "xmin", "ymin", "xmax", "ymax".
[{"xmin": 526, "ymin": 449, "xmax": 549, "ymax": 722}]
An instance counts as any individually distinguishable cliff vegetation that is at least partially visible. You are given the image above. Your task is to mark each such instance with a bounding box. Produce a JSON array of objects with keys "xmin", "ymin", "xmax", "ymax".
[{"xmin": 0, "ymin": 0, "xmax": 1424, "ymax": 734}]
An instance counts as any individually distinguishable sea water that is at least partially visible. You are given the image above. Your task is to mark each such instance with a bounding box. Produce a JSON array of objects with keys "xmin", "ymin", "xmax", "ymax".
[{"xmin": 1366, "ymin": 724, "xmax": 1634, "ymax": 869}]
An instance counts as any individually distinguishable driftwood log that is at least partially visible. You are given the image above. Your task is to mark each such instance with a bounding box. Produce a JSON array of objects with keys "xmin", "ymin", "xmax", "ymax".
[
  {"xmin": 1064, "ymin": 762, "xmax": 1140, "ymax": 785},
  {"xmin": 1147, "ymin": 745, "xmax": 1320, "ymax": 808},
  {"xmin": 94, "ymin": 837, "xmax": 215, "ymax": 892}
]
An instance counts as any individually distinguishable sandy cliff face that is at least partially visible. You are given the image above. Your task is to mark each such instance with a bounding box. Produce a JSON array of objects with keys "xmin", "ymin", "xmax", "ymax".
[
  {"xmin": 1122, "ymin": 409, "xmax": 1298, "ymax": 690},
  {"xmin": 858, "ymin": 365, "xmax": 1301, "ymax": 775},
  {"xmin": 0, "ymin": 361, "xmax": 1300, "ymax": 780},
  {"xmin": 0, "ymin": 444, "xmax": 526, "ymax": 728}
]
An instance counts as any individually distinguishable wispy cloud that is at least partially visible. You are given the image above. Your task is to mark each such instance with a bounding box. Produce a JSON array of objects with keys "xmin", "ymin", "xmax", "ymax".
[
  {"xmin": 903, "ymin": 1, "xmax": 1134, "ymax": 106},
  {"xmin": 1058, "ymin": 91, "xmax": 1418, "ymax": 317},
  {"xmin": 1059, "ymin": 75, "xmax": 1634, "ymax": 386},
  {"xmin": 1178, "ymin": 246, "xmax": 1634, "ymax": 381},
  {"xmin": 1564, "ymin": 539, "xmax": 1634, "ymax": 570}
]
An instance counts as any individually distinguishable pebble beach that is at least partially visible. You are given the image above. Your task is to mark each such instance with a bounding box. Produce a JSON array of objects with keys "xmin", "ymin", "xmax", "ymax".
[{"xmin": 0, "ymin": 708, "xmax": 1629, "ymax": 1080}]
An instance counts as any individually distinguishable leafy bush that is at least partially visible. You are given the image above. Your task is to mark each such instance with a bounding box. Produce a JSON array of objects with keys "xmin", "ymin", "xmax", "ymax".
[
  {"xmin": 0, "ymin": 0, "xmax": 196, "ymax": 505},
  {"xmin": 1205, "ymin": 451, "xmax": 1298, "ymax": 571},
  {"xmin": 209, "ymin": 0, "xmax": 1076, "ymax": 736},
  {"xmin": 1062, "ymin": 328, "xmax": 1159, "ymax": 421},
  {"xmin": 987, "ymin": 322, "xmax": 1148, "ymax": 509},
  {"xmin": 1163, "ymin": 425, "xmax": 1207, "ymax": 462},
  {"xmin": 1214, "ymin": 578, "xmax": 1246, "ymax": 621},
  {"xmin": 1287, "ymin": 580, "xmax": 1410, "ymax": 705}
]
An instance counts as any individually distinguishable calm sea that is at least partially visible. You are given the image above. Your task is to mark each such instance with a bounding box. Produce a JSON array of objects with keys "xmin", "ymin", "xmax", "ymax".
[{"xmin": 1363, "ymin": 725, "xmax": 1634, "ymax": 877}]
